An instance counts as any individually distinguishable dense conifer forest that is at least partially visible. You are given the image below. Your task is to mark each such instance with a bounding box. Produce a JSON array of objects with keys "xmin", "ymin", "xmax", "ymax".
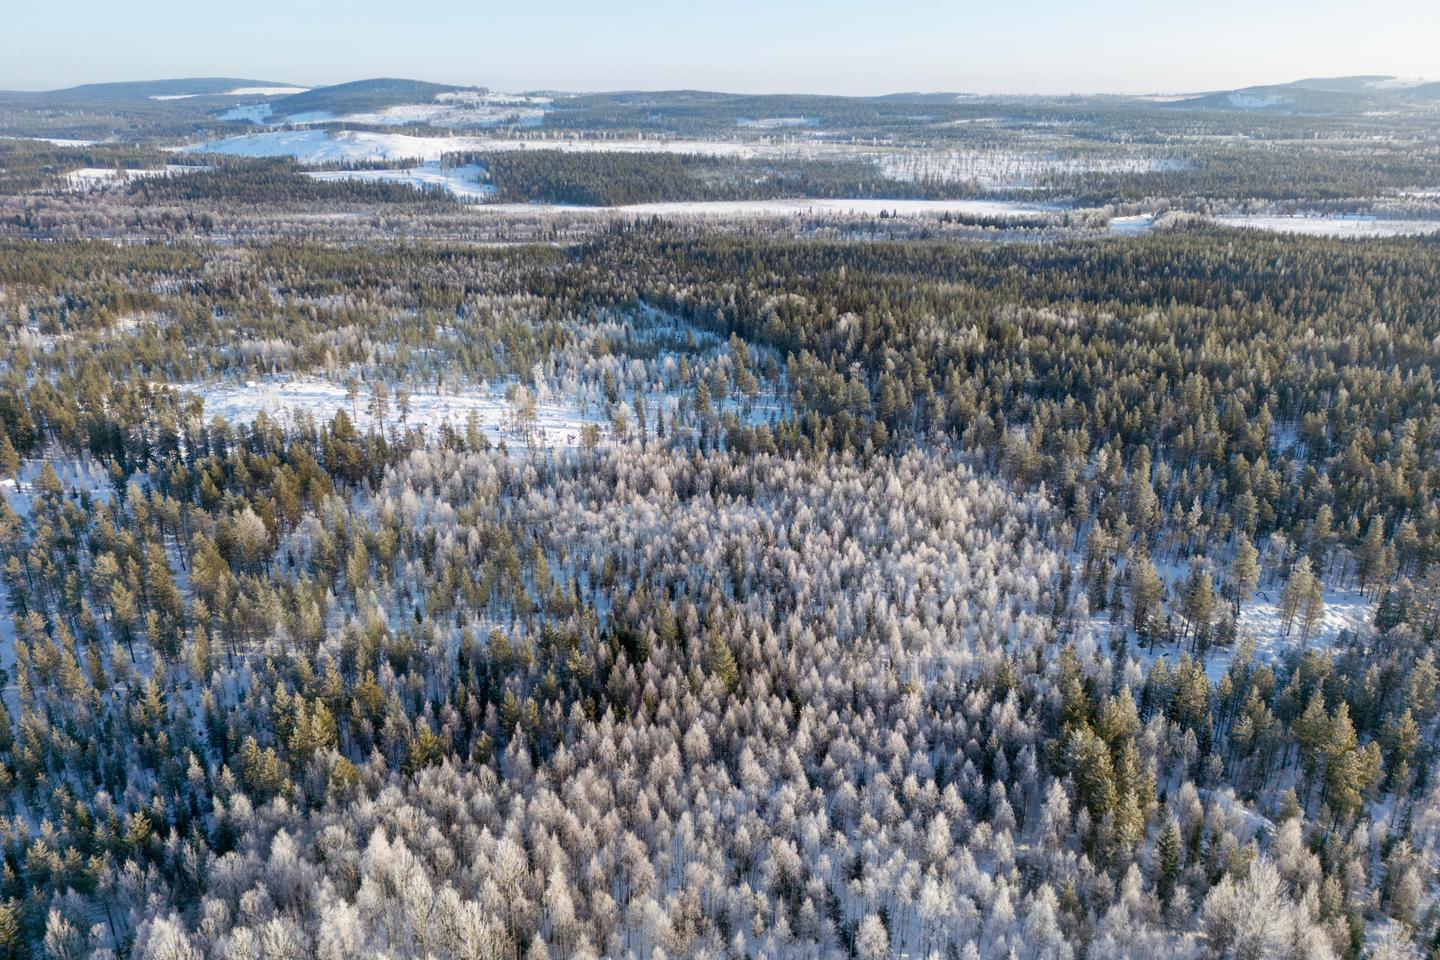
[{"xmin": 0, "ymin": 72, "xmax": 1438, "ymax": 960}]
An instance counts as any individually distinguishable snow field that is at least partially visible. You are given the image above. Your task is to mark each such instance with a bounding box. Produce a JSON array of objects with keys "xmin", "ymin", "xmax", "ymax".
[
  {"xmin": 1211, "ymin": 214, "xmax": 1440, "ymax": 238},
  {"xmin": 182, "ymin": 378, "xmax": 607, "ymax": 453},
  {"xmin": 304, "ymin": 162, "xmax": 496, "ymax": 200},
  {"xmin": 568, "ymin": 197, "xmax": 1054, "ymax": 219},
  {"xmin": 1108, "ymin": 214, "xmax": 1156, "ymax": 235},
  {"xmin": 184, "ymin": 129, "xmax": 771, "ymax": 163},
  {"xmin": 1105, "ymin": 572, "xmax": 1374, "ymax": 684},
  {"xmin": 63, "ymin": 164, "xmax": 206, "ymax": 191}
]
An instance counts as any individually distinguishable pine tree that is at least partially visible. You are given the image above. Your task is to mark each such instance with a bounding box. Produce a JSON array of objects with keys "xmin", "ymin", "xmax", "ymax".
[
  {"xmin": 1298, "ymin": 567, "xmax": 1325, "ymax": 645},
  {"xmin": 0, "ymin": 434, "xmax": 17, "ymax": 484},
  {"xmin": 709, "ymin": 632, "xmax": 739, "ymax": 695},
  {"xmin": 1230, "ymin": 535, "xmax": 1259, "ymax": 612},
  {"xmin": 1280, "ymin": 557, "xmax": 1317, "ymax": 638},
  {"xmin": 1181, "ymin": 557, "xmax": 1214, "ymax": 645},
  {"xmin": 1156, "ymin": 818, "xmax": 1183, "ymax": 904},
  {"xmin": 1357, "ymin": 517, "xmax": 1386, "ymax": 591},
  {"xmin": 1294, "ymin": 692, "xmax": 1330, "ymax": 792},
  {"xmin": 1130, "ymin": 552, "xmax": 1162, "ymax": 642}
]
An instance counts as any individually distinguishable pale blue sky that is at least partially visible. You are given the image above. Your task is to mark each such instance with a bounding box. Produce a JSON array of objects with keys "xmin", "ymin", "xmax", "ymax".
[{"xmin": 4, "ymin": 0, "xmax": 1437, "ymax": 95}]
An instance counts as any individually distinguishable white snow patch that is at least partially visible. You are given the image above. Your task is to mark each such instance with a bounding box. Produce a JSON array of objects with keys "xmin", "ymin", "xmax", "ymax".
[
  {"xmin": 1122, "ymin": 581, "xmax": 1374, "ymax": 684},
  {"xmin": 738, "ymin": 117, "xmax": 816, "ymax": 129},
  {"xmin": 1364, "ymin": 77, "xmax": 1430, "ymax": 91},
  {"xmin": 876, "ymin": 149, "xmax": 1181, "ymax": 190},
  {"xmin": 221, "ymin": 103, "xmax": 273, "ymax": 123},
  {"xmin": 264, "ymin": 91, "xmax": 550, "ymax": 128},
  {"xmin": 0, "ymin": 456, "xmax": 115, "ymax": 520},
  {"xmin": 305, "ymin": 162, "xmax": 494, "ymax": 200},
  {"xmin": 225, "ymin": 86, "xmax": 309, "ymax": 96},
  {"xmin": 1212, "ymin": 214, "xmax": 1440, "ymax": 238},
  {"xmin": 1108, "ymin": 214, "xmax": 1155, "ymax": 236},
  {"xmin": 4, "ymin": 136, "xmax": 99, "ymax": 147},
  {"xmin": 184, "ymin": 130, "xmax": 768, "ymax": 163},
  {"xmin": 282, "ymin": 110, "xmax": 338, "ymax": 124},
  {"xmin": 1227, "ymin": 91, "xmax": 1289, "ymax": 110},
  {"xmin": 1235, "ymin": 582, "xmax": 1372, "ymax": 662},
  {"xmin": 594, "ymin": 197, "xmax": 1053, "ymax": 220},
  {"xmin": 63, "ymin": 165, "xmax": 206, "ymax": 191},
  {"xmin": 183, "ymin": 378, "xmax": 608, "ymax": 453},
  {"xmin": 150, "ymin": 94, "xmax": 198, "ymax": 101}
]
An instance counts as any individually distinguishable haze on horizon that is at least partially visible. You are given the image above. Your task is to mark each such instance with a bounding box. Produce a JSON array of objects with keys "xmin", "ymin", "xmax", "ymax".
[{"xmin": 3, "ymin": 0, "xmax": 1437, "ymax": 97}]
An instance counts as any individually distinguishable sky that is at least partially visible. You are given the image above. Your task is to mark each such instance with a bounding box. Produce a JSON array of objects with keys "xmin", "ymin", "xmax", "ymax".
[{"xmin": 3, "ymin": 0, "xmax": 1437, "ymax": 95}]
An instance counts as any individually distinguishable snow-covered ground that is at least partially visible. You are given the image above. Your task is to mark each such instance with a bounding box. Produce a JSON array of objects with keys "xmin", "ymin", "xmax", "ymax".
[
  {"xmin": 1108, "ymin": 213, "xmax": 1156, "ymax": 235},
  {"xmin": 184, "ymin": 129, "xmax": 771, "ymax": 163},
  {"xmin": 63, "ymin": 165, "xmax": 206, "ymax": 191},
  {"xmin": 150, "ymin": 86, "xmax": 307, "ymax": 101},
  {"xmin": 5, "ymin": 136, "xmax": 99, "ymax": 147},
  {"xmin": 328, "ymin": 102, "xmax": 545, "ymax": 127},
  {"xmin": 1228, "ymin": 92, "xmax": 1289, "ymax": 110},
  {"xmin": 1211, "ymin": 214, "xmax": 1440, "ymax": 237},
  {"xmin": 0, "ymin": 456, "xmax": 115, "ymax": 520},
  {"xmin": 227, "ymin": 91, "xmax": 553, "ymax": 129},
  {"xmin": 1111, "ymin": 580, "xmax": 1374, "ymax": 683},
  {"xmin": 305, "ymin": 162, "xmax": 494, "ymax": 200},
  {"xmin": 877, "ymin": 149, "xmax": 1182, "ymax": 190},
  {"xmin": 221, "ymin": 103, "xmax": 274, "ymax": 123},
  {"xmin": 312, "ymin": 91, "xmax": 550, "ymax": 129},
  {"xmin": 1236, "ymin": 582, "xmax": 1372, "ymax": 662},
  {"xmin": 584, "ymin": 197, "xmax": 1055, "ymax": 219},
  {"xmin": 182, "ymin": 378, "xmax": 607, "ymax": 453},
  {"xmin": 225, "ymin": 86, "xmax": 309, "ymax": 96},
  {"xmin": 738, "ymin": 117, "xmax": 816, "ymax": 129},
  {"xmin": 1361, "ymin": 77, "xmax": 1431, "ymax": 91}
]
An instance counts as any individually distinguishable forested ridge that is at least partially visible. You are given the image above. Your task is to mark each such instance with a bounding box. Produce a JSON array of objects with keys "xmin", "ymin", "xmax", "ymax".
[{"xmin": 0, "ymin": 218, "xmax": 1436, "ymax": 960}]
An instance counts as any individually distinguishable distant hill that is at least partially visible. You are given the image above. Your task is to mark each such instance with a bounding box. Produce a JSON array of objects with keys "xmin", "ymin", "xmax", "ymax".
[
  {"xmin": 2, "ymin": 78, "xmax": 304, "ymax": 103},
  {"xmin": 1289, "ymin": 75, "xmax": 1397, "ymax": 93},
  {"xmin": 265, "ymin": 79, "xmax": 481, "ymax": 120},
  {"xmin": 1167, "ymin": 75, "xmax": 1437, "ymax": 113}
]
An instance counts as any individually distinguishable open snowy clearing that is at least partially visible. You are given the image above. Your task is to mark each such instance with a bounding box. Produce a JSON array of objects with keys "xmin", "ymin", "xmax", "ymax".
[
  {"xmin": 63, "ymin": 164, "xmax": 206, "ymax": 191},
  {"xmin": 1227, "ymin": 92, "xmax": 1289, "ymax": 110},
  {"xmin": 0, "ymin": 456, "xmax": 115, "ymax": 520},
  {"xmin": 738, "ymin": 117, "xmax": 816, "ymax": 128},
  {"xmin": 1212, "ymin": 214, "xmax": 1440, "ymax": 237},
  {"xmin": 1108, "ymin": 214, "xmax": 1156, "ymax": 235},
  {"xmin": 225, "ymin": 91, "xmax": 553, "ymax": 129},
  {"xmin": 5, "ymin": 136, "xmax": 100, "ymax": 147},
  {"xmin": 877, "ymin": 149, "xmax": 1182, "ymax": 189},
  {"xmin": 152, "ymin": 86, "xmax": 308, "ymax": 101},
  {"xmin": 184, "ymin": 129, "xmax": 771, "ymax": 163},
  {"xmin": 1114, "ymin": 581, "xmax": 1374, "ymax": 684},
  {"xmin": 225, "ymin": 86, "xmax": 309, "ymax": 96},
  {"xmin": 430, "ymin": 197, "xmax": 1057, "ymax": 218},
  {"xmin": 321, "ymin": 103, "xmax": 546, "ymax": 127},
  {"xmin": 305, "ymin": 162, "xmax": 495, "ymax": 200},
  {"xmin": 220, "ymin": 103, "xmax": 274, "ymax": 123},
  {"xmin": 182, "ymin": 378, "xmax": 607, "ymax": 453},
  {"xmin": 1235, "ymin": 582, "xmax": 1372, "ymax": 662},
  {"xmin": 591, "ymin": 197, "xmax": 1054, "ymax": 219}
]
